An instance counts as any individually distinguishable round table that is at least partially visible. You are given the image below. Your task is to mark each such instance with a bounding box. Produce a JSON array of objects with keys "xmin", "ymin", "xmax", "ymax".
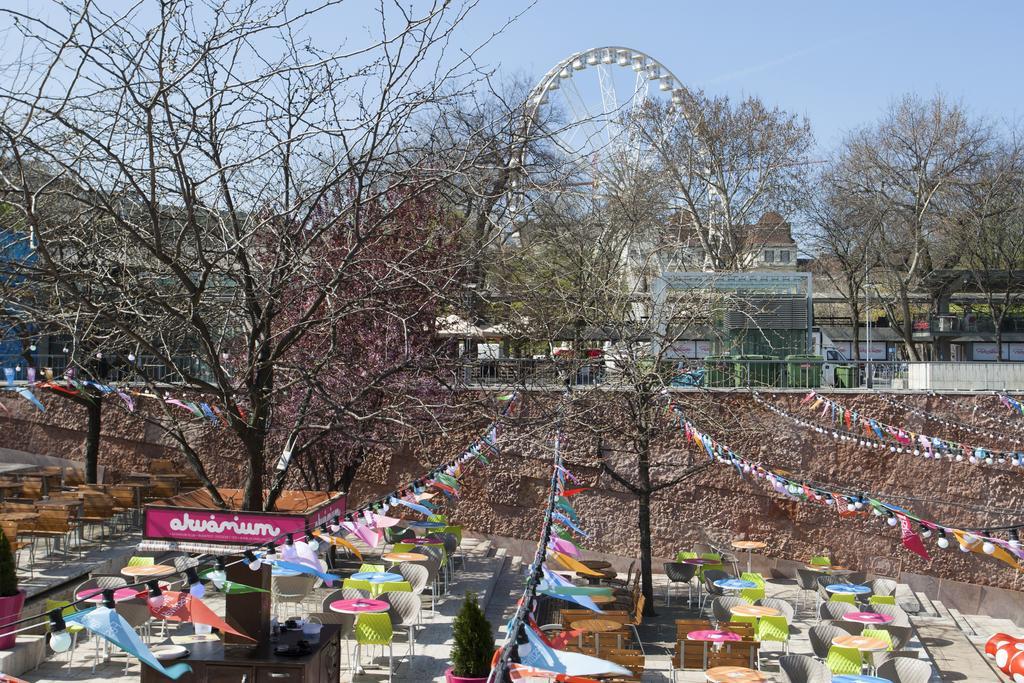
[
  {"xmin": 76, "ymin": 587, "xmax": 139, "ymax": 603},
  {"xmin": 732, "ymin": 540, "xmax": 766, "ymax": 573},
  {"xmin": 805, "ymin": 563, "xmax": 850, "ymax": 574},
  {"xmin": 827, "ymin": 583, "xmax": 872, "ymax": 596},
  {"xmin": 350, "ymin": 571, "xmax": 403, "ymax": 583},
  {"xmin": 729, "ymin": 605, "xmax": 780, "ymax": 618},
  {"xmin": 832, "ymin": 634, "xmax": 890, "ymax": 652},
  {"xmin": 714, "ymin": 578, "xmax": 756, "ymax": 593},
  {"xmin": 590, "ymin": 594, "xmax": 616, "ymax": 605},
  {"xmin": 570, "ymin": 618, "xmax": 622, "ymax": 656},
  {"xmin": 843, "ymin": 611, "xmax": 894, "ymax": 625},
  {"xmin": 705, "ymin": 666, "xmax": 769, "ymax": 682},
  {"xmin": 687, "ymin": 630, "xmax": 741, "ymax": 643},
  {"xmin": 121, "ymin": 564, "xmax": 175, "ymax": 579},
  {"xmin": 329, "ymin": 598, "xmax": 389, "ymax": 614},
  {"xmin": 383, "ymin": 552, "xmax": 428, "ymax": 563},
  {"xmin": 407, "ymin": 520, "xmax": 447, "ymax": 529},
  {"xmin": 832, "ymin": 676, "xmax": 893, "ymax": 683},
  {"xmin": 580, "ymin": 560, "xmax": 612, "ymax": 571}
]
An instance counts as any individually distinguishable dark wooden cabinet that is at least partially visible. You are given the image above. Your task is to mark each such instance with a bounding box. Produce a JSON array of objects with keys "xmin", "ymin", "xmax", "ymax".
[{"xmin": 141, "ymin": 626, "xmax": 341, "ymax": 683}]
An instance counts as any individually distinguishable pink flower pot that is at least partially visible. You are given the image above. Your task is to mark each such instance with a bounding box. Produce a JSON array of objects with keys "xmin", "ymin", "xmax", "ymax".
[
  {"xmin": 445, "ymin": 667, "xmax": 489, "ymax": 683},
  {"xmin": 0, "ymin": 590, "xmax": 26, "ymax": 650}
]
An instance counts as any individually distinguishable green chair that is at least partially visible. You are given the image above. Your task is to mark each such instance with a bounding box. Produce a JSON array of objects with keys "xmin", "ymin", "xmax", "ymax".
[
  {"xmin": 825, "ymin": 645, "xmax": 862, "ymax": 675},
  {"xmin": 126, "ymin": 556, "xmax": 154, "ymax": 567},
  {"xmin": 391, "ymin": 543, "xmax": 416, "ymax": 554},
  {"xmin": 369, "ymin": 580, "xmax": 412, "ymax": 597},
  {"xmin": 861, "ymin": 628, "xmax": 893, "ymax": 650},
  {"xmin": 810, "ymin": 555, "xmax": 831, "ymax": 566},
  {"xmin": 869, "ymin": 594, "xmax": 896, "ymax": 606},
  {"xmin": 676, "ymin": 551, "xmax": 697, "ymax": 562},
  {"xmin": 354, "ymin": 612, "xmax": 394, "ymax": 683},
  {"xmin": 731, "ymin": 614, "xmax": 758, "ymax": 630},
  {"xmin": 830, "ymin": 593, "xmax": 856, "ymax": 605},
  {"xmin": 343, "ymin": 578, "xmax": 373, "ymax": 593},
  {"xmin": 739, "ymin": 572, "xmax": 766, "ymax": 602},
  {"xmin": 44, "ymin": 599, "xmax": 86, "ymax": 667},
  {"xmin": 359, "ymin": 563, "xmax": 386, "ymax": 573},
  {"xmin": 755, "ymin": 615, "xmax": 790, "ymax": 653},
  {"xmin": 427, "ymin": 514, "xmax": 448, "ymax": 523}
]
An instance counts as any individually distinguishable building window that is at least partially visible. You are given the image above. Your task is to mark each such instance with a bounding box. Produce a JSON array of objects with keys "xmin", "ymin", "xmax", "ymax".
[
  {"xmin": 763, "ymin": 249, "xmax": 774, "ymax": 263},
  {"xmin": 779, "ymin": 250, "xmax": 791, "ymax": 263}
]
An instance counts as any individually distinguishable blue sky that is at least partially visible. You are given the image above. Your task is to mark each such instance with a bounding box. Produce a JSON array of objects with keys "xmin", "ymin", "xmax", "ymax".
[{"xmin": 440, "ymin": 0, "xmax": 1024, "ymax": 149}]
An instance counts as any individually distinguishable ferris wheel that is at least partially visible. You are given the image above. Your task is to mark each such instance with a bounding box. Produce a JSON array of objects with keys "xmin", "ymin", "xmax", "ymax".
[{"xmin": 509, "ymin": 46, "xmax": 688, "ymax": 221}]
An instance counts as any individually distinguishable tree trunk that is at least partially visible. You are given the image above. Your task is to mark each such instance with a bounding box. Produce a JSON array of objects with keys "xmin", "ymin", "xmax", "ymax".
[
  {"xmin": 241, "ymin": 429, "xmax": 265, "ymax": 511},
  {"xmin": 84, "ymin": 398, "xmax": 101, "ymax": 484},
  {"xmin": 637, "ymin": 489, "xmax": 656, "ymax": 617},
  {"xmin": 850, "ymin": 300, "xmax": 861, "ymax": 361}
]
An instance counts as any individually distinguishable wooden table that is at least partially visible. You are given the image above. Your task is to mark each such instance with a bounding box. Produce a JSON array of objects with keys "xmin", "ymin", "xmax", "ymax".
[
  {"xmin": 140, "ymin": 624, "xmax": 341, "ymax": 683},
  {"xmin": 0, "ymin": 512, "xmax": 36, "ymax": 522},
  {"xmin": 570, "ymin": 618, "xmax": 623, "ymax": 655},
  {"xmin": 580, "ymin": 560, "xmax": 612, "ymax": 570},
  {"xmin": 805, "ymin": 563, "xmax": 850, "ymax": 574},
  {"xmin": 589, "ymin": 594, "xmax": 616, "ymax": 605},
  {"xmin": 729, "ymin": 605, "xmax": 780, "ymax": 618},
  {"xmin": 705, "ymin": 666, "xmax": 770, "ymax": 682},
  {"xmin": 832, "ymin": 634, "xmax": 890, "ymax": 652},
  {"xmin": 121, "ymin": 564, "xmax": 176, "ymax": 579},
  {"xmin": 731, "ymin": 540, "xmax": 766, "ymax": 573}
]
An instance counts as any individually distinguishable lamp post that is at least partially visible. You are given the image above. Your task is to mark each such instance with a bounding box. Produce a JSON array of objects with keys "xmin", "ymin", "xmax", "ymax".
[{"xmin": 865, "ymin": 261, "xmax": 873, "ymax": 389}]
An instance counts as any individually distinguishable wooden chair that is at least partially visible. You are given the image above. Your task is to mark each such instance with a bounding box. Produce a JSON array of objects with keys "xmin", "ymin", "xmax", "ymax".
[
  {"xmin": 605, "ymin": 648, "xmax": 644, "ymax": 681},
  {"xmin": 22, "ymin": 509, "xmax": 78, "ymax": 560},
  {"xmin": 720, "ymin": 621, "xmax": 756, "ymax": 639},
  {"xmin": 18, "ymin": 479, "xmax": 45, "ymax": 500},
  {"xmin": 708, "ymin": 640, "xmax": 760, "ymax": 669},
  {"xmin": 80, "ymin": 493, "xmax": 117, "ymax": 545},
  {"xmin": 148, "ymin": 459, "xmax": 177, "ymax": 475},
  {"xmin": 107, "ymin": 486, "xmax": 141, "ymax": 530},
  {"xmin": 146, "ymin": 479, "xmax": 178, "ymax": 502},
  {"xmin": 672, "ymin": 637, "xmax": 708, "ymax": 673}
]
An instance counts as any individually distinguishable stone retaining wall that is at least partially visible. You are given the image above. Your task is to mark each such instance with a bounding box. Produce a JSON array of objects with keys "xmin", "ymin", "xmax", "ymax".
[{"xmin": 2, "ymin": 389, "xmax": 1022, "ymax": 592}]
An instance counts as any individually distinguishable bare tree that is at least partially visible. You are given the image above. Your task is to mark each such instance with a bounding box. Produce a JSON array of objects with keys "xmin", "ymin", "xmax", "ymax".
[
  {"xmin": 639, "ymin": 88, "xmax": 814, "ymax": 270},
  {"xmin": 806, "ymin": 166, "xmax": 883, "ymax": 360},
  {"xmin": 831, "ymin": 93, "xmax": 993, "ymax": 360},
  {"xmin": 953, "ymin": 136, "xmax": 1024, "ymax": 359},
  {"xmin": 0, "ymin": 0, "xmax": 507, "ymax": 510}
]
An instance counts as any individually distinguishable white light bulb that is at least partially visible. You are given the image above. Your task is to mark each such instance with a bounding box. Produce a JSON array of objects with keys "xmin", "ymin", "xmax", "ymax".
[
  {"xmin": 959, "ymin": 544, "xmax": 970, "ymax": 553},
  {"xmin": 248, "ymin": 558, "xmax": 262, "ymax": 571},
  {"xmin": 189, "ymin": 582, "xmax": 205, "ymax": 599},
  {"xmin": 29, "ymin": 344, "xmax": 36, "ymax": 352},
  {"xmin": 847, "ymin": 503, "xmax": 856, "ymax": 512},
  {"xmin": 937, "ymin": 537, "xmax": 949, "ymax": 549},
  {"xmin": 307, "ymin": 538, "xmax": 319, "ymax": 552},
  {"xmin": 982, "ymin": 541, "xmax": 996, "ymax": 555},
  {"xmin": 854, "ymin": 501, "xmax": 864, "ymax": 510},
  {"xmin": 887, "ymin": 517, "xmax": 898, "ymax": 527},
  {"xmin": 127, "ymin": 353, "xmax": 136, "ymax": 361},
  {"xmin": 921, "ymin": 529, "xmax": 932, "ymax": 538},
  {"xmin": 50, "ymin": 629, "xmax": 73, "ymax": 653}
]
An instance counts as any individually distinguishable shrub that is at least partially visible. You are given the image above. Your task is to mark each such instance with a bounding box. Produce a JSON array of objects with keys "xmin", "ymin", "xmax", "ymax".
[
  {"xmin": 0, "ymin": 531, "xmax": 18, "ymax": 597},
  {"xmin": 450, "ymin": 592, "xmax": 493, "ymax": 677}
]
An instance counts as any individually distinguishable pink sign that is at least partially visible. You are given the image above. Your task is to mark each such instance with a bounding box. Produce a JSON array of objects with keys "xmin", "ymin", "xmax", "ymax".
[{"xmin": 145, "ymin": 492, "xmax": 346, "ymax": 546}]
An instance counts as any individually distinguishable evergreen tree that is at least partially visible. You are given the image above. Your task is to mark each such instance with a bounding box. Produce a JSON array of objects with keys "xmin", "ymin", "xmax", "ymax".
[
  {"xmin": 0, "ymin": 531, "xmax": 18, "ymax": 597},
  {"xmin": 450, "ymin": 592, "xmax": 493, "ymax": 677}
]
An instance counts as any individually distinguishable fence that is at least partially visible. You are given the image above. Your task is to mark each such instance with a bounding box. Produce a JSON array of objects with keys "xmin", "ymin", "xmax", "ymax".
[
  {"xmin": 1, "ymin": 352, "xmax": 213, "ymax": 385},
  {"xmin": 454, "ymin": 358, "xmax": 917, "ymax": 390}
]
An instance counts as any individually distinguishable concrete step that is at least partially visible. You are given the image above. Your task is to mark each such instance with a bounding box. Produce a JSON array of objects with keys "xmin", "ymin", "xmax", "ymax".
[
  {"xmin": 915, "ymin": 590, "xmax": 941, "ymax": 617},
  {"xmin": 914, "ymin": 614, "xmax": 1005, "ymax": 682}
]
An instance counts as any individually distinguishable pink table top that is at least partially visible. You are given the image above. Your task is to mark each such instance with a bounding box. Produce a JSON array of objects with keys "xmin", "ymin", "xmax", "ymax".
[
  {"xmin": 329, "ymin": 598, "xmax": 389, "ymax": 614},
  {"xmin": 843, "ymin": 611, "xmax": 894, "ymax": 624},
  {"xmin": 76, "ymin": 587, "xmax": 139, "ymax": 603},
  {"xmin": 687, "ymin": 630, "xmax": 742, "ymax": 642},
  {"xmin": 681, "ymin": 558, "xmax": 718, "ymax": 566},
  {"xmin": 405, "ymin": 537, "xmax": 441, "ymax": 545}
]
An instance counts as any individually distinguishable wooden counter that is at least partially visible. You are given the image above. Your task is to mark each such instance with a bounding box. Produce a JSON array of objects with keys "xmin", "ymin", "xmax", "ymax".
[{"xmin": 141, "ymin": 625, "xmax": 341, "ymax": 683}]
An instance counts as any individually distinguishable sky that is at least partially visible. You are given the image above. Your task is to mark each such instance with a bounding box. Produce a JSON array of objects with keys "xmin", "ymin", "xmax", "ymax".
[
  {"xmin": 1, "ymin": 0, "xmax": 1020, "ymax": 153},
  {"xmin": 426, "ymin": 0, "xmax": 1024, "ymax": 150}
]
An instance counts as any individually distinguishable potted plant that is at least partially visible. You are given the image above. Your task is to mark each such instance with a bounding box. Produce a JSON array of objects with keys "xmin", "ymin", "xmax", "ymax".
[
  {"xmin": 0, "ymin": 530, "xmax": 24, "ymax": 649},
  {"xmin": 446, "ymin": 592, "xmax": 494, "ymax": 683}
]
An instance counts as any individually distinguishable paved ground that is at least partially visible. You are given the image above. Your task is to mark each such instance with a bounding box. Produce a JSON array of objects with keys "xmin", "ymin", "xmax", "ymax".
[{"xmin": 16, "ymin": 538, "xmax": 1014, "ymax": 683}]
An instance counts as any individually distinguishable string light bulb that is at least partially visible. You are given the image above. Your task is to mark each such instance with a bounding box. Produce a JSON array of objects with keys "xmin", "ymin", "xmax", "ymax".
[
  {"xmin": 147, "ymin": 580, "xmax": 164, "ymax": 609},
  {"xmin": 264, "ymin": 542, "xmax": 277, "ymax": 560},
  {"xmin": 207, "ymin": 558, "xmax": 227, "ymax": 589},
  {"xmin": 305, "ymin": 529, "xmax": 319, "ymax": 552},
  {"xmin": 48, "ymin": 609, "xmax": 72, "ymax": 653},
  {"xmin": 186, "ymin": 567, "xmax": 205, "ymax": 599},
  {"xmin": 982, "ymin": 531, "xmax": 996, "ymax": 555},
  {"xmin": 244, "ymin": 549, "xmax": 261, "ymax": 571}
]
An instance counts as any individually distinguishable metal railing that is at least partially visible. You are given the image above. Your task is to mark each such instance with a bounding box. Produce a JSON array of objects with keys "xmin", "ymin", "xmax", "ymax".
[
  {"xmin": 452, "ymin": 358, "xmax": 916, "ymax": 390},
  {"xmin": 0, "ymin": 352, "xmax": 212, "ymax": 384}
]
